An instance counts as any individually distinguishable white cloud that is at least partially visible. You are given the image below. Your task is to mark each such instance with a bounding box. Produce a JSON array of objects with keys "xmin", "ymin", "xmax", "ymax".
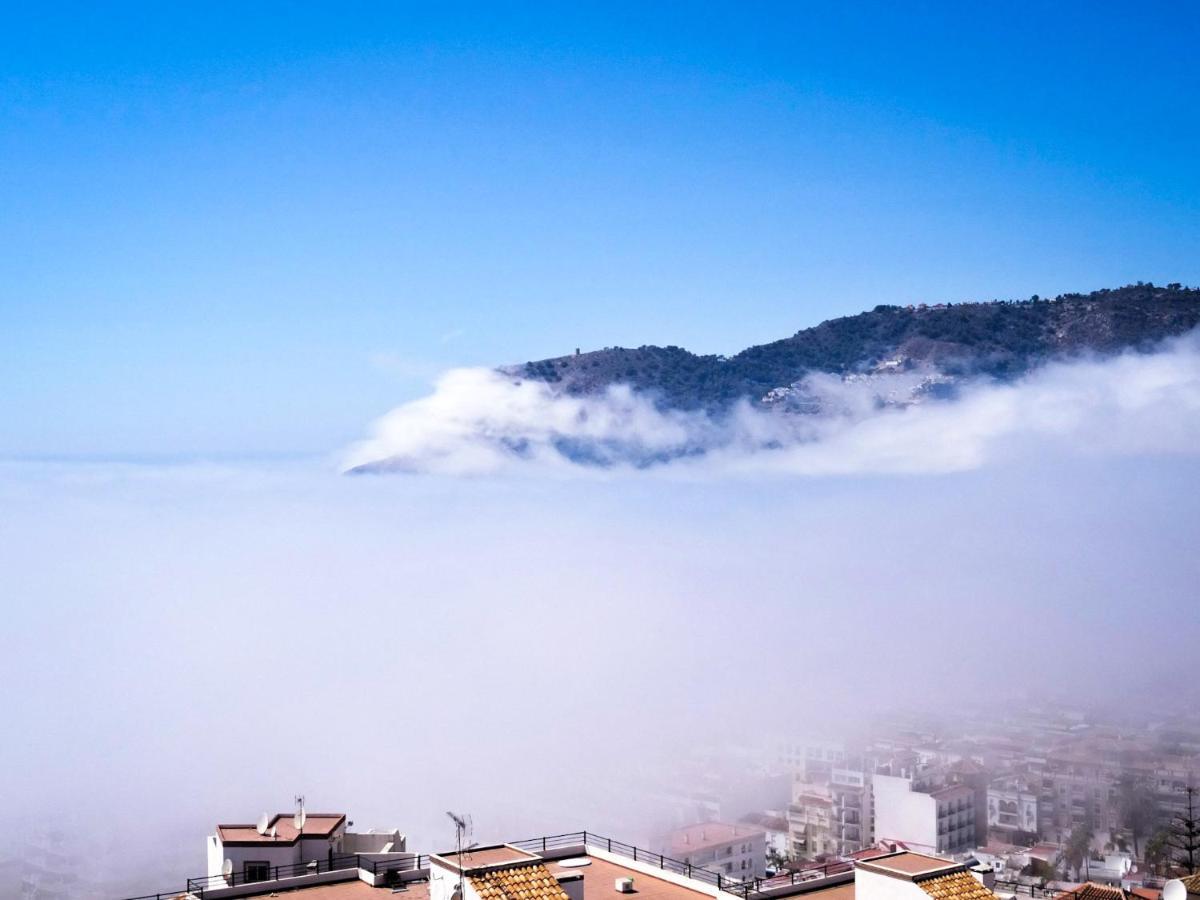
[{"xmin": 344, "ymin": 332, "xmax": 1200, "ymax": 476}]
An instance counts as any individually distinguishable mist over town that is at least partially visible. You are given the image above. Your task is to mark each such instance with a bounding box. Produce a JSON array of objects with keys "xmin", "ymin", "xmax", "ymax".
[{"xmin": 3, "ymin": 5, "xmax": 1199, "ymax": 900}]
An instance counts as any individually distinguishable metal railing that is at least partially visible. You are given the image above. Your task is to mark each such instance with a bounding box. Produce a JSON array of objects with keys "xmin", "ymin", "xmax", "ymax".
[
  {"xmin": 186, "ymin": 854, "xmax": 361, "ymax": 894},
  {"xmin": 361, "ymin": 853, "xmax": 430, "ymax": 884},
  {"xmin": 122, "ymin": 850, "xmax": 429, "ymax": 900},
  {"xmin": 122, "ymin": 829, "xmax": 854, "ymax": 900},
  {"xmin": 993, "ymin": 880, "xmax": 1063, "ymax": 898},
  {"xmin": 508, "ymin": 831, "xmax": 848, "ymax": 899}
]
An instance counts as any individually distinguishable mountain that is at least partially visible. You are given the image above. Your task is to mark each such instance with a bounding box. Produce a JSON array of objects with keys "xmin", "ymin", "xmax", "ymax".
[{"xmin": 511, "ymin": 283, "xmax": 1200, "ymax": 411}]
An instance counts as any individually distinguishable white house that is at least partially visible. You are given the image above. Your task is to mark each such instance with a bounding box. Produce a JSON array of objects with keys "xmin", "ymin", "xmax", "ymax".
[{"xmin": 206, "ymin": 811, "xmax": 403, "ymax": 884}]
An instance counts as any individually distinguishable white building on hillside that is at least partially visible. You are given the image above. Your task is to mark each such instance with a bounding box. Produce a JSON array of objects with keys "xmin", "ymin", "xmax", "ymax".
[
  {"xmin": 873, "ymin": 776, "xmax": 975, "ymax": 856},
  {"xmin": 660, "ymin": 822, "xmax": 766, "ymax": 881}
]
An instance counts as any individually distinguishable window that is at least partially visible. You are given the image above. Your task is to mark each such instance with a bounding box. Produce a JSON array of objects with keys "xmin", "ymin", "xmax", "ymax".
[{"xmin": 244, "ymin": 862, "xmax": 271, "ymax": 883}]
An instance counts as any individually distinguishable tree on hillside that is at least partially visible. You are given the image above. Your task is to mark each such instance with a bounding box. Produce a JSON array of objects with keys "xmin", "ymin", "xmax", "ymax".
[
  {"xmin": 1117, "ymin": 772, "xmax": 1156, "ymax": 859},
  {"xmin": 1166, "ymin": 786, "xmax": 1200, "ymax": 874}
]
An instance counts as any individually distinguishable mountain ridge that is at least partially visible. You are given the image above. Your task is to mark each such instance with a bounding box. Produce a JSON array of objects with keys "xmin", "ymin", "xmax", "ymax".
[{"xmin": 511, "ymin": 283, "xmax": 1200, "ymax": 410}]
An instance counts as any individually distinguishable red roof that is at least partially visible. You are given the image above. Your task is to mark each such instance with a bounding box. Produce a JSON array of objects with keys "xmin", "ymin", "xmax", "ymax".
[{"xmin": 217, "ymin": 813, "xmax": 345, "ymax": 845}]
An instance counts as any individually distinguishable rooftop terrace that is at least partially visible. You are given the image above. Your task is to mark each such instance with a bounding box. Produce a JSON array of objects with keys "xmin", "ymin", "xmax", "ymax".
[{"xmin": 124, "ymin": 830, "xmax": 861, "ymax": 900}]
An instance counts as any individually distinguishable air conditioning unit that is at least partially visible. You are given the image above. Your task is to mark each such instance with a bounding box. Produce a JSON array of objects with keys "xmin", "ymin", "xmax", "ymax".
[{"xmin": 615, "ymin": 878, "xmax": 635, "ymax": 893}]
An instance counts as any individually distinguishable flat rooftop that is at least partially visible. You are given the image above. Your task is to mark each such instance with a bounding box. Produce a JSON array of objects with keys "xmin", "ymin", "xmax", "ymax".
[
  {"xmin": 544, "ymin": 854, "xmax": 712, "ymax": 900},
  {"xmin": 436, "ymin": 845, "xmax": 539, "ymax": 870},
  {"xmin": 218, "ymin": 813, "xmax": 346, "ymax": 844},
  {"xmin": 857, "ymin": 852, "xmax": 962, "ymax": 879},
  {"xmin": 790, "ymin": 883, "xmax": 856, "ymax": 900},
  {"xmin": 240, "ymin": 881, "xmax": 430, "ymax": 900}
]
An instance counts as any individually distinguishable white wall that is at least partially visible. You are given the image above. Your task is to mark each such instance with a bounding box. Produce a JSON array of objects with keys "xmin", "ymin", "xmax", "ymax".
[
  {"xmin": 854, "ymin": 869, "xmax": 929, "ymax": 900},
  {"xmin": 873, "ymin": 775, "xmax": 936, "ymax": 853}
]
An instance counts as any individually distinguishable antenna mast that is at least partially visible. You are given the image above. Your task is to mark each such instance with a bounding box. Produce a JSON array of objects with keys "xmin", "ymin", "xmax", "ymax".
[
  {"xmin": 447, "ymin": 811, "xmax": 468, "ymax": 898},
  {"xmin": 295, "ymin": 794, "xmax": 306, "ymax": 862}
]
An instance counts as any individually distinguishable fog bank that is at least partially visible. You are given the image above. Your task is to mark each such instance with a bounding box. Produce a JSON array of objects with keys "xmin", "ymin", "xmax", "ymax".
[
  {"xmin": 2, "ymin": 450, "xmax": 1198, "ymax": 892},
  {"xmin": 345, "ymin": 333, "xmax": 1200, "ymax": 476}
]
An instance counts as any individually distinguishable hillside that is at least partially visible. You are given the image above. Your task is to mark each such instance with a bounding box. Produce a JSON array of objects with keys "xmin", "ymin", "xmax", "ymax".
[{"xmin": 512, "ymin": 283, "xmax": 1200, "ymax": 410}]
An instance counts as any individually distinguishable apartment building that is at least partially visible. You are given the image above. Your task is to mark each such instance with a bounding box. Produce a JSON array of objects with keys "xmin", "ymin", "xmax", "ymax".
[
  {"xmin": 985, "ymin": 779, "xmax": 1038, "ymax": 838},
  {"xmin": 873, "ymin": 776, "xmax": 976, "ymax": 856},
  {"xmin": 829, "ymin": 768, "xmax": 872, "ymax": 855},
  {"xmin": 788, "ymin": 785, "xmax": 837, "ymax": 860},
  {"xmin": 661, "ymin": 822, "xmax": 767, "ymax": 881}
]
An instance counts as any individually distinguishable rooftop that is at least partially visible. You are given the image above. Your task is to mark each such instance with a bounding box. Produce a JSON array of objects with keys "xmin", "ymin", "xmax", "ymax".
[
  {"xmin": 471, "ymin": 863, "xmax": 571, "ymax": 900},
  {"xmin": 857, "ymin": 852, "xmax": 963, "ymax": 879},
  {"xmin": 544, "ymin": 855, "xmax": 712, "ymax": 900},
  {"xmin": 437, "ymin": 846, "xmax": 540, "ymax": 871},
  {"xmin": 916, "ymin": 872, "xmax": 996, "ymax": 900},
  {"xmin": 249, "ymin": 881, "xmax": 430, "ymax": 900},
  {"xmin": 217, "ymin": 813, "xmax": 346, "ymax": 845},
  {"xmin": 1055, "ymin": 884, "xmax": 1129, "ymax": 900},
  {"xmin": 125, "ymin": 829, "xmax": 847, "ymax": 900}
]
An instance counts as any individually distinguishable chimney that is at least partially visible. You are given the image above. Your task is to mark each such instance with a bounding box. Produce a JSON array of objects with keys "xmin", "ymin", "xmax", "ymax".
[{"xmin": 970, "ymin": 866, "xmax": 996, "ymax": 890}]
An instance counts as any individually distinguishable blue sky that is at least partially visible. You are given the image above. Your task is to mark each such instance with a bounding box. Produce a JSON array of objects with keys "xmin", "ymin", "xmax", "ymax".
[{"xmin": 3, "ymin": 2, "xmax": 1199, "ymax": 457}]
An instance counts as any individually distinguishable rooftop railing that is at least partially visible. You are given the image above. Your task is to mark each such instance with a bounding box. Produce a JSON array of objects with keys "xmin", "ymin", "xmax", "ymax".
[
  {"xmin": 508, "ymin": 831, "xmax": 848, "ymax": 899},
  {"xmin": 993, "ymin": 879, "xmax": 1063, "ymax": 898},
  {"xmin": 186, "ymin": 853, "xmax": 362, "ymax": 894},
  {"xmin": 122, "ymin": 830, "xmax": 854, "ymax": 900},
  {"xmin": 124, "ymin": 852, "xmax": 429, "ymax": 900}
]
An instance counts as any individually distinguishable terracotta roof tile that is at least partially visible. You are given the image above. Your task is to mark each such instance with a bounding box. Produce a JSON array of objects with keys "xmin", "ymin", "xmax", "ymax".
[
  {"xmin": 917, "ymin": 872, "xmax": 996, "ymax": 900},
  {"xmin": 470, "ymin": 864, "xmax": 571, "ymax": 900},
  {"xmin": 1056, "ymin": 883, "xmax": 1128, "ymax": 900}
]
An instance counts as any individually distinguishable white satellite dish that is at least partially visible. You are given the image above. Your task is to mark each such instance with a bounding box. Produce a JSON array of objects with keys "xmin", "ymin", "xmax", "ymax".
[
  {"xmin": 256, "ymin": 813, "xmax": 270, "ymax": 836},
  {"xmin": 294, "ymin": 808, "xmax": 307, "ymax": 831},
  {"xmin": 1164, "ymin": 881, "xmax": 1186, "ymax": 900},
  {"xmin": 222, "ymin": 858, "xmax": 233, "ymax": 879},
  {"xmin": 269, "ymin": 825, "xmax": 277, "ymax": 839}
]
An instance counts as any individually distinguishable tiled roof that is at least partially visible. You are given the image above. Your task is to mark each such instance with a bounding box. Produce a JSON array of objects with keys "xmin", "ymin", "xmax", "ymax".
[
  {"xmin": 1056, "ymin": 883, "xmax": 1128, "ymax": 900},
  {"xmin": 470, "ymin": 864, "xmax": 571, "ymax": 900},
  {"xmin": 916, "ymin": 872, "xmax": 997, "ymax": 900},
  {"xmin": 1180, "ymin": 874, "xmax": 1200, "ymax": 893}
]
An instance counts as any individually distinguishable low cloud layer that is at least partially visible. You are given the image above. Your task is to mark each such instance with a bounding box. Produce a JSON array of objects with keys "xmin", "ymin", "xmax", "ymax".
[{"xmin": 345, "ymin": 333, "xmax": 1200, "ymax": 476}]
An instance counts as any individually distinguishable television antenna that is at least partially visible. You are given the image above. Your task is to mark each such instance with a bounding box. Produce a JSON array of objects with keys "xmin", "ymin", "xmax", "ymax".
[
  {"xmin": 447, "ymin": 811, "xmax": 472, "ymax": 900},
  {"xmin": 295, "ymin": 795, "xmax": 307, "ymax": 861}
]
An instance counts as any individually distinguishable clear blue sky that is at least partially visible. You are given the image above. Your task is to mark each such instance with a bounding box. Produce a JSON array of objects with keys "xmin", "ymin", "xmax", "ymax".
[{"xmin": 3, "ymin": 1, "xmax": 1198, "ymax": 457}]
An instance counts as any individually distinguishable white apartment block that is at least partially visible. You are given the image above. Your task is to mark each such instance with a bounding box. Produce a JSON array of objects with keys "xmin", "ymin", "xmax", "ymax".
[
  {"xmin": 661, "ymin": 822, "xmax": 767, "ymax": 881},
  {"xmin": 872, "ymin": 776, "xmax": 975, "ymax": 856}
]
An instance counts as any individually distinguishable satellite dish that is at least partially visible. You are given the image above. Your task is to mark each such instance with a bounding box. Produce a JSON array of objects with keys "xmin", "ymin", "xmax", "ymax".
[
  {"xmin": 1164, "ymin": 881, "xmax": 1186, "ymax": 900},
  {"xmin": 269, "ymin": 825, "xmax": 277, "ymax": 839},
  {"xmin": 256, "ymin": 813, "xmax": 270, "ymax": 836},
  {"xmin": 222, "ymin": 859, "xmax": 234, "ymax": 879},
  {"xmin": 295, "ymin": 808, "xmax": 307, "ymax": 831}
]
